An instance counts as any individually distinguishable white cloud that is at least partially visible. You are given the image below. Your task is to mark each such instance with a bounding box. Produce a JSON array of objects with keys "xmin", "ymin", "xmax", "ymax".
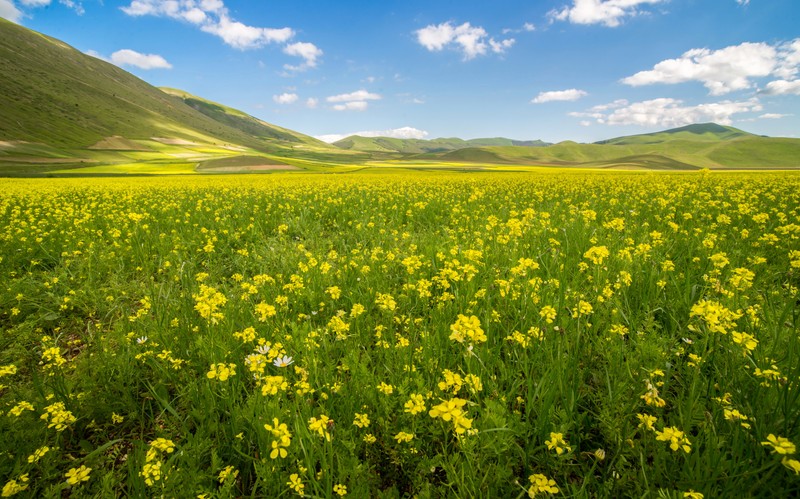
[
  {"xmin": 759, "ymin": 113, "xmax": 790, "ymax": 119},
  {"xmin": 201, "ymin": 16, "xmax": 293, "ymax": 49},
  {"xmin": 332, "ymin": 101, "xmax": 369, "ymax": 112},
  {"xmin": 762, "ymin": 79, "xmax": 800, "ymax": 95},
  {"xmin": 122, "ymin": 1, "xmax": 299, "ymax": 51},
  {"xmin": 4, "ymin": 0, "xmax": 83, "ymax": 21},
  {"xmin": 415, "ymin": 21, "xmax": 514, "ymax": 60},
  {"xmin": 737, "ymin": 0, "xmax": 749, "ymax": 5},
  {"xmin": 0, "ymin": 0, "xmax": 22, "ymax": 23},
  {"xmin": 306, "ymin": 97, "xmax": 318, "ymax": 109},
  {"xmin": 109, "ymin": 49, "xmax": 172, "ymax": 69},
  {"xmin": 622, "ymin": 39, "xmax": 800, "ymax": 95},
  {"xmin": 327, "ymin": 90, "xmax": 382, "ymax": 103},
  {"xmin": 532, "ymin": 88, "xmax": 588, "ymax": 103},
  {"xmin": 283, "ymin": 41, "xmax": 323, "ymax": 71},
  {"xmin": 59, "ymin": 0, "xmax": 83, "ymax": 15},
  {"xmin": 273, "ymin": 93, "xmax": 298, "ymax": 105},
  {"xmin": 316, "ymin": 127, "xmax": 429, "ymax": 143},
  {"xmin": 489, "ymin": 38, "xmax": 515, "ymax": 54},
  {"xmin": 574, "ymin": 97, "xmax": 762, "ymax": 127},
  {"xmin": 549, "ymin": 0, "xmax": 665, "ymax": 28},
  {"xmin": 622, "ymin": 42, "xmax": 778, "ymax": 95},
  {"xmin": 502, "ymin": 22, "xmax": 535, "ymax": 34}
]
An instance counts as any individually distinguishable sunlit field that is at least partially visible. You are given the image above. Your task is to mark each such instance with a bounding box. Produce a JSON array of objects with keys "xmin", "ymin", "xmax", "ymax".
[{"xmin": 1, "ymin": 171, "xmax": 799, "ymax": 498}]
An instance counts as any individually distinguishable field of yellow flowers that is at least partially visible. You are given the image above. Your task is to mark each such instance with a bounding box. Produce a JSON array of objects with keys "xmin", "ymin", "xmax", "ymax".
[{"xmin": 1, "ymin": 171, "xmax": 799, "ymax": 498}]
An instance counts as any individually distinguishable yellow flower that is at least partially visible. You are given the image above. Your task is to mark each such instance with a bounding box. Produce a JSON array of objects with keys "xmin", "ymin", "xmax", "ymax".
[
  {"xmin": 449, "ymin": 314, "xmax": 486, "ymax": 345},
  {"xmin": 527, "ymin": 473, "xmax": 559, "ymax": 496},
  {"xmin": 539, "ymin": 306, "xmax": 557, "ymax": 324},
  {"xmin": 333, "ymin": 484, "xmax": 347, "ymax": 496},
  {"xmin": 287, "ymin": 473, "xmax": 304, "ymax": 494},
  {"xmin": 404, "ymin": 394, "xmax": 426, "ymax": 415},
  {"xmin": 353, "ymin": 413, "xmax": 370, "ymax": 428},
  {"xmin": 762, "ymin": 434, "xmax": 796, "ymax": 455},
  {"xmin": 583, "ymin": 245, "xmax": 610, "ymax": 265},
  {"xmin": 264, "ymin": 418, "xmax": 292, "ymax": 459},
  {"xmin": 309, "ymin": 414, "xmax": 332, "ymax": 441},
  {"xmin": 683, "ymin": 490, "xmax": 704, "ymax": 499},
  {"xmin": 207, "ymin": 363, "xmax": 236, "ymax": 381},
  {"xmin": 27, "ymin": 446, "xmax": 50, "ymax": 463},
  {"xmin": 656, "ymin": 426, "xmax": 692, "ymax": 453},
  {"xmin": 377, "ymin": 382, "xmax": 394, "ymax": 395},
  {"xmin": 218, "ymin": 465, "xmax": 238, "ymax": 484},
  {"xmin": 545, "ymin": 432, "xmax": 572, "ymax": 455},
  {"xmin": 2, "ymin": 475, "xmax": 29, "ymax": 496},
  {"xmin": 782, "ymin": 457, "xmax": 800, "ymax": 474},
  {"xmin": 394, "ymin": 431, "xmax": 415, "ymax": 443},
  {"xmin": 65, "ymin": 465, "xmax": 91, "ymax": 485}
]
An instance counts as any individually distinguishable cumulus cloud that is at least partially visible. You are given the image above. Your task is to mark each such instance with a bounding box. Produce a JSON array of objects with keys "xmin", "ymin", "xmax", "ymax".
[
  {"xmin": 762, "ymin": 79, "xmax": 800, "ymax": 96},
  {"xmin": 3, "ymin": 0, "xmax": 86, "ymax": 21},
  {"xmin": 199, "ymin": 16, "xmax": 293, "ymax": 49},
  {"xmin": 415, "ymin": 21, "xmax": 515, "ymax": 60},
  {"xmin": 109, "ymin": 49, "xmax": 172, "ymax": 69},
  {"xmin": 121, "ymin": 0, "xmax": 319, "ymax": 69},
  {"xmin": 622, "ymin": 39, "xmax": 800, "ymax": 95},
  {"xmin": 273, "ymin": 92, "xmax": 298, "ymax": 105},
  {"xmin": 532, "ymin": 88, "xmax": 588, "ymax": 104},
  {"xmin": 327, "ymin": 90, "xmax": 381, "ymax": 103},
  {"xmin": 306, "ymin": 97, "xmax": 318, "ymax": 109},
  {"xmin": 549, "ymin": 0, "xmax": 665, "ymax": 28},
  {"xmin": 123, "ymin": 1, "xmax": 295, "ymax": 48},
  {"xmin": 0, "ymin": 0, "xmax": 22, "ymax": 23},
  {"xmin": 282, "ymin": 42, "xmax": 323, "ymax": 71},
  {"xmin": 572, "ymin": 97, "xmax": 762, "ymax": 127},
  {"xmin": 331, "ymin": 101, "xmax": 368, "ymax": 112},
  {"xmin": 316, "ymin": 127, "xmax": 429, "ymax": 143}
]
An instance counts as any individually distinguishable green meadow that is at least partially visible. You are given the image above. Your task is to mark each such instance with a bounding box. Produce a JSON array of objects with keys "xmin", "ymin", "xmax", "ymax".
[{"xmin": 1, "ymin": 172, "xmax": 799, "ymax": 497}]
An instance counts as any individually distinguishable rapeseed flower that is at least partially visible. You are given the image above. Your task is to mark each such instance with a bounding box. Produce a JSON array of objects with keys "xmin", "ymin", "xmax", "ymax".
[
  {"xmin": 527, "ymin": 473, "xmax": 559, "ymax": 496},
  {"xmin": 287, "ymin": 473, "xmax": 304, "ymax": 494},
  {"xmin": 2, "ymin": 475, "xmax": 29, "ymax": 496},
  {"xmin": 545, "ymin": 432, "xmax": 572, "ymax": 455},
  {"xmin": 762, "ymin": 434, "xmax": 796, "ymax": 455},
  {"xmin": 65, "ymin": 465, "xmax": 91, "ymax": 485}
]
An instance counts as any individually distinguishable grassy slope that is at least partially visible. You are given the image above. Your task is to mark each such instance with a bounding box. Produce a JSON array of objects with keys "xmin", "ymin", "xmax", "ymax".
[
  {"xmin": 0, "ymin": 19, "xmax": 365, "ymax": 173},
  {"xmin": 0, "ymin": 19, "xmax": 273, "ymax": 150}
]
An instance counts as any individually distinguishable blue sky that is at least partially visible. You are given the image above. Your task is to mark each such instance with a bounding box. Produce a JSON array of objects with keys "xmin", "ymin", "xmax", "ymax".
[{"xmin": 2, "ymin": 0, "xmax": 799, "ymax": 143}]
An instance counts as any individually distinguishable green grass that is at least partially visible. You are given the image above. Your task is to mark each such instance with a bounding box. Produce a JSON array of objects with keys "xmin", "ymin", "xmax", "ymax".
[{"xmin": 1, "ymin": 171, "xmax": 799, "ymax": 497}]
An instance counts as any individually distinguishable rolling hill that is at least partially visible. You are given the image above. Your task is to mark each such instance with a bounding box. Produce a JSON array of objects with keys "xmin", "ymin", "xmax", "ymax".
[
  {"xmin": 596, "ymin": 123, "xmax": 755, "ymax": 145},
  {"xmin": 0, "ymin": 18, "xmax": 357, "ymax": 173},
  {"xmin": 333, "ymin": 135, "xmax": 550, "ymax": 154},
  {"xmin": 413, "ymin": 124, "xmax": 800, "ymax": 170}
]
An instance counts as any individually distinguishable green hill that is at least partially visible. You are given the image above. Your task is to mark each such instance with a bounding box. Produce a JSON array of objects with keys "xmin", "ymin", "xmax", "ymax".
[
  {"xmin": 596, "ymin": 123, "xmax": 754, "ymax": 145},
  {"xmin": 415, "ymin": 130, "xmax": 800, "ymax": 170},
  {"xmin": 333, "ymin": 135, "xmax": 551, "ymax": 154},
  {"xmin": 0, "ymin": 18, "xmax": 354, "ymax": 173}
]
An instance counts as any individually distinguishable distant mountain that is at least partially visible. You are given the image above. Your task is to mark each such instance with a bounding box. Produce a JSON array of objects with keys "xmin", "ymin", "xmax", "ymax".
[
  {"xmin": 333, "ymin": 135, "xmax": 551, "ymax": 154},
  {"xmin": 596, "ymin": 123, "xmax": 754, "ymax": 145},
  {"xmin": 417, "ymin": 124, "xmax": 800, "ymax": 169}
]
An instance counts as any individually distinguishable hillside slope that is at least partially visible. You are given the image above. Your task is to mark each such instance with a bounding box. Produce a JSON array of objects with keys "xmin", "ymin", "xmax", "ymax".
[{"xmin": 0, "ymin": 18, "xmax": 351, "ymax": 173}]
